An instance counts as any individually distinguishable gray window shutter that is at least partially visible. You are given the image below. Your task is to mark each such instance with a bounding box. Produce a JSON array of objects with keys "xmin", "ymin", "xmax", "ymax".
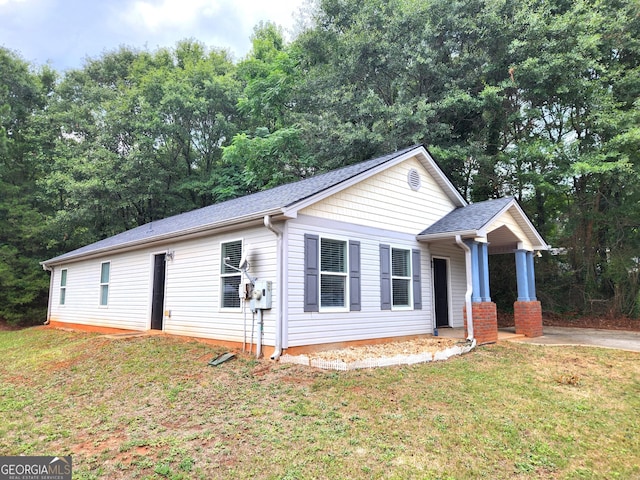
[
  {"xmin": 304, "ymin": 234, "xmax": 319, "ymax": 312},
  {"xmin": 412, "ymin": 249, "xmax": 422, "ymax": 310},
  {"xmin": 349, "ymin": 240, "xmax": 361, "ymax": 311},
  {"xmin": 380, "ymin": 244, "xmax": 391, "ymax": 310}
]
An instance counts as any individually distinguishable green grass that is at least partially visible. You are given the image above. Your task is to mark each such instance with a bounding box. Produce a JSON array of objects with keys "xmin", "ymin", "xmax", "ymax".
[{"xmin": 1, "ymin": 327, "xmax": 639, "ymax": 479}]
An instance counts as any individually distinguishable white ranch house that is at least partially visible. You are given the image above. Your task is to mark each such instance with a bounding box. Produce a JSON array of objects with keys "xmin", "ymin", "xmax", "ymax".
[{"xmin": 41, "ymin": 145, "xmax": 549, "ymax": 357}]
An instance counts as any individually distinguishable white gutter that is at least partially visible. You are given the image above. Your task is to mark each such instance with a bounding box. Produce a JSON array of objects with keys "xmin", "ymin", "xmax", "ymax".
[
  {"xmin": 455, "ymin": 235, "xmax": 474, "ymax": 341},
  {"xmin": 264, "ymin": 215, "xmax": 284, "ymax": 360},
  {"xmin": 417, "ymin": 229, "xmax": 478, "ymax": 242}
]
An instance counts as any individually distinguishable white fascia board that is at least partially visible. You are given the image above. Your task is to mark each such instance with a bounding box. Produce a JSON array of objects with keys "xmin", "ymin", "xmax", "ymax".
[
  {"xmin": 509, "ymin": 203, "xmax": 550, "ymax": 250},
  {"xmin": 416, "ymin": 230, "xmax": 479, "ymax": 242},
  {"xmin": 41, "ymin": 208, "xmax": 285, "ymax": 267},
  {"xmin": 477, "ymin": 200, "xmax": 550, "ymax": 251},
  {"xmin": 476, "ymin": 199, "xmax": 518, "ymax": 238},
  {"xmin": 415, "ymin": 148, "xmax": 467, "ymax": 207}
]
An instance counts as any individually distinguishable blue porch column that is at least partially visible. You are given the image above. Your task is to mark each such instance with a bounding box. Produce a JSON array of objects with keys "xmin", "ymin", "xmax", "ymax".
[
  {"xmin": 526, "ymin": 251, "xmax": 537, "ymax": 301},
  {"xmin": 515, "ymin": 249, "xmax": 531, "ymax": 301},
  {"xmin": 466, "ymin": 240, "xmax": 482, "ymax": 302},
  {"xmin": 478, "ymin": 242, "xmax": 491, "ymax": 302}
]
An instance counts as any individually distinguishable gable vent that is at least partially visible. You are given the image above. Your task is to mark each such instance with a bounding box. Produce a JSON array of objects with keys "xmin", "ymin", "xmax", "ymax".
[{"xmin": 407, "ymin": 168, "xmax": 421, "ymax": 191}]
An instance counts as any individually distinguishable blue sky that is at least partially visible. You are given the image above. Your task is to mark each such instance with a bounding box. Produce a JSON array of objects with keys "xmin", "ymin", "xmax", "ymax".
[{"xmin": 0, "ymin": 0, "xmax": 308, "ymax": 71}]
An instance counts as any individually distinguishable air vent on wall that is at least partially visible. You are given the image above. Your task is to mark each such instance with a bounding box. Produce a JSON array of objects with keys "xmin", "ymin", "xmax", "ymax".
[{"xmin": 407, "ymin": 168, "xmax": 421, "ymax": 191}]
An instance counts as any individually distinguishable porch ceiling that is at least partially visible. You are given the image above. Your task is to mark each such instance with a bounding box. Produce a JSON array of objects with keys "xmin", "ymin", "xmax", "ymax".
[{"xmin": 486, "ymin": 225, "xmax": 521, "ymax": 254}]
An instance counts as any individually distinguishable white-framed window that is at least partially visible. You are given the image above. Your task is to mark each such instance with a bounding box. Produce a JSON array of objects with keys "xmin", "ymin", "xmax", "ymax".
[
  {"xmin": 100, "ymin": 261, "xmax": 110, "ymax": 306},
  {"xmin": 320, "ymin": 237, "xmax": 348, "ymax": 310},
  {"xmin": 391, "ymin": 247, "xmax": 412, "ymax": 308},
  {"xmin": 221, "ymin": 240, "xmax": 242, "ymax": 309},
  {"xmin": 59, "ymin": 269, "xmax": 67, "ymax": 305}
]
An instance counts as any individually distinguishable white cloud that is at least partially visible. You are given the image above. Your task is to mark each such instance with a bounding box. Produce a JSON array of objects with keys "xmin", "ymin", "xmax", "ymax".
[
  {"xmin": 126, "ymin": 0, "xmax": 221, "ymax": 32},
  {"xmin": 0, "ymin": 0, "xmax": 28, "ymax": 5},
  {"xmin": 122, "ymin": 0, "xmax": 303, "ymax": 36},
  {"xmin": 0, "ymin": 0, "xmax": 307, "ymax": 70}
]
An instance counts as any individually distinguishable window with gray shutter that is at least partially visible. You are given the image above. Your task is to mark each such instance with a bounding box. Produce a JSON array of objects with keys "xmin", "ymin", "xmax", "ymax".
[
  {"xmin": 381, "ymin": 245, "xmax": 417, "ymax": 310},
  {"xmin": 306, "ymin": 235, "xmax": 359, "ymax": 312}
]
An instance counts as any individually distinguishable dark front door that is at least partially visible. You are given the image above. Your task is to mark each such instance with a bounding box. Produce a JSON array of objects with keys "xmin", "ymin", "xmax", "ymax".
[
  {"xmin": 151, "ymin": 254, "xmax": 166, "ymax": 330},
  {"xmin": 433, "ymin": 258, "xmax": 449, "ymax": 327}
]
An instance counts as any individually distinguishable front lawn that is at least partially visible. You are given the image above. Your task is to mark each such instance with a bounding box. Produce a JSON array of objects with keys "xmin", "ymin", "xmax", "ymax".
[{"xmin": 1, "ymin": 327, "xmax": 638, "ymax": 479}]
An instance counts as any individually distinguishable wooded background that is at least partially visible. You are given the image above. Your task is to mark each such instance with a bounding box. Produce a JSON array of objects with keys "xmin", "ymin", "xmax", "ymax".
[{"xmin": 1, "ymin": 0, "xmax": 639, "ymax": 325}]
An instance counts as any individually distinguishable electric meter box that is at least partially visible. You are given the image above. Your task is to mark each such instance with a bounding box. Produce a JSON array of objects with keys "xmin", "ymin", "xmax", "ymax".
[{"xmin": 252, "ymin": 280, "xmax": 272, "ymax": 309}]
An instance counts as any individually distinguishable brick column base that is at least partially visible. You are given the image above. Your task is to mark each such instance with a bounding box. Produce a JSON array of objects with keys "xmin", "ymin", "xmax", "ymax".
[
  {"xmin": 514, "ymin": 301, "xmax": 543, "ymax": 337},
  {"xmin": 463, "ymin": 302, "xmax": 498, "ymax": 345}
]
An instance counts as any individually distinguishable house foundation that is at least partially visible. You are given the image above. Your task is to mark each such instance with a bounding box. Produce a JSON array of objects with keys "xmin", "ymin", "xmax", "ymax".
[
  {"xmin": 464, "ymin": 302, "xmax": 498, "ymax": 345},
  {"xmin": 514, "ymin": 300, "xmax": 543, "ymax": 337}
]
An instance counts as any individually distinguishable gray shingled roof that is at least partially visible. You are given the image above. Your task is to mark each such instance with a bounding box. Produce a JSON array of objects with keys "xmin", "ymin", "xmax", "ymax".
[
  {"xmin": 418, "ymin": 197, "xmax": 514, "ymax": 236},
  {"xmin": 43, "ymin": 145, "xmax": 421, "ymax": 265}
]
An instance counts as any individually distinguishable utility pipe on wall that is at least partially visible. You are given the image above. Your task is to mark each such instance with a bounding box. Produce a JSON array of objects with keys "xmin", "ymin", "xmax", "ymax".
[
  {"xmin": 455, "ymin": 235, "xmax": 474, "ymax": 341},
  {"xmin": 263, "ymin": 215, "xmax": 283, "ymax": 360},
  {"xmin": 256, "ymin": 309, "xmax": 263, "ymax": 358}
]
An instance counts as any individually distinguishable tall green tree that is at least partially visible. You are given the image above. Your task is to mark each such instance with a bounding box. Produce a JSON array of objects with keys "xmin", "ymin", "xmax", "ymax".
[
  {"xmin": 0, "ymin": 48, "xmax": 56, "ymax": 324},
  {"xmin": 225, "ymin": 23, "xmax": 316, "ymax": 192},
  {"xmin": 42, "ymin": 42, "xmax": 241, "ymax": 254}
]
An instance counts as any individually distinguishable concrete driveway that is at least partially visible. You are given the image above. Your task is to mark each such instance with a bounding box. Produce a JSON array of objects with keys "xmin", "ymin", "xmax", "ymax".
[{"xmin": 501, "ymin": 326, "xmax": 640, "ymax": 352}]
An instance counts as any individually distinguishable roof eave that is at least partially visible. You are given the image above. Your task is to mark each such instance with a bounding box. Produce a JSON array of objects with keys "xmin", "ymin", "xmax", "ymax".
[{"xmin": 41, "ymin": 208, "xmax": 287, "ymax": 267}]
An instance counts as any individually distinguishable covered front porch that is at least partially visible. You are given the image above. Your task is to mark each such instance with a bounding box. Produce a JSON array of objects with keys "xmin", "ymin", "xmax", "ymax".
[{"xmin": 418, "ymin": 197, "xmax": 550, "ymax": 345}]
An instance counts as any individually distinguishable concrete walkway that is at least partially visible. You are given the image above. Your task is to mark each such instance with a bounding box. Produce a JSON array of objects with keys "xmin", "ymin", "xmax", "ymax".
[
  {"xmin": 502, "ymin": 326, "xmax": 640, "ymax": 352},
  {"xmin": 437, "ymin": 326, "xmax": 640, "ymax": 352}
]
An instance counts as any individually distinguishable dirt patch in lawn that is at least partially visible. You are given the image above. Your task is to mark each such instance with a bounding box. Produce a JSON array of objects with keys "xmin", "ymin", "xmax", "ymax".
[
  {"xmin": 306, "ymin": 337, "xmax": 459, "ymax": 362},
  {"xmin": 0, "ymin": 319, "xmax": 24, "ymax": 331},
  {"xmin": 280, "ymin": 337, "xmax": 470, "ymax": 370}
]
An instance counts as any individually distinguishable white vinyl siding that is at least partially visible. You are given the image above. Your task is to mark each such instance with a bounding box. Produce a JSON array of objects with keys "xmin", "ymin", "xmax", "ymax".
[
  {"xmin": 287, "ymin": 216, "xmax": 433, "ymax": 347},
  {"xmin": 49, "ymin": 252, "xmax": 152, "ymax": 331},
  {"xmin": 163, "ymin": 227, "xmax": 278, "ymax": 344},
  {"xmin": 48, "ymin": 226, "xmax": 279, "ymax": 343},
  {"xmin": 99, "ymin": 262, "xmax": 110, "ymax": 306},
  {"xmin": 299, "ymin": 156, "xmax": 457, "ymax": 234}
]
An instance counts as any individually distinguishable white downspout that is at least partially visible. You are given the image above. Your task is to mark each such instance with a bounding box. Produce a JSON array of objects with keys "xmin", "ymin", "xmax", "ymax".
[
  {"xmin": 42, "ymin": 264, "xmax": 54, "ymax": 325},
  {"xmin": 264, "ymin": 215, "xmax": 283, "ymax": 360},
  {"xmin": 455, "ymin": 235, "xmax": 474, "ymax": 341}
]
